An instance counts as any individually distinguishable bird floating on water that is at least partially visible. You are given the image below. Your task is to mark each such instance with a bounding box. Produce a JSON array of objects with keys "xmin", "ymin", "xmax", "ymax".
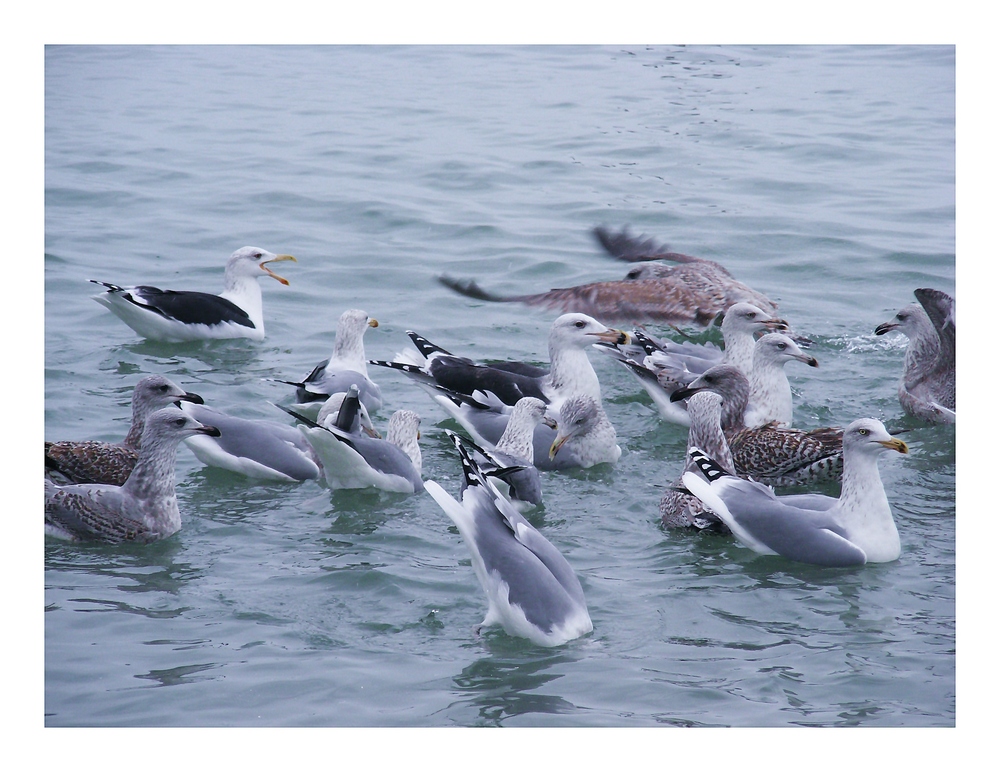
[
  {"xmin": 45, "ymin": 406, "xmax": 220, "ymax": 544},
  {"xmin": 45, "ymin": 374, "xmax": 204, "ymax": 486},
  {"xmin": 275, "ymin": 308, "xmax": 383, "ymax": 416},
  {"xmin": 425, "ymin": 431, "xmax": 593, "ymax": 647},
  {"xmin": 680, "ymin": 418, "xmax": 908, "ymax": 567},
  {"xmin": 91, "ymin": 246, "xmax": 296, "ymax": 342},
  {"xmin": 875, "ymin": 288, "xmax": 955, "ymax": 424}
]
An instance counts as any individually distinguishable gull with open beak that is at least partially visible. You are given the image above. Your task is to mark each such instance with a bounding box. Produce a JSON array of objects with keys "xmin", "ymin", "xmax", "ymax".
[{"xmin": 91, "ymin": 246, "xmax": 296, "ymax": 342}]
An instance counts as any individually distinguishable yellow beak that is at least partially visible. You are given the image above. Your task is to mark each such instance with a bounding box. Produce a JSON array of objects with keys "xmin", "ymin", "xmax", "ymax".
[{"xmin": 261, "ymin": 254, "xmax": 297, "ymax": 285}]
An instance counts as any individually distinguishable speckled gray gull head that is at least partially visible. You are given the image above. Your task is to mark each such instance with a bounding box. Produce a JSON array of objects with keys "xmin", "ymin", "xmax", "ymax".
[
  {"xmin": 599, "ymin": 301, "xmax": 790, "ymax": 426},
  {"xmin": 437, "ymin": 225, "xmax": 778, "ymax": 326},
  {"xmin": 670, "ymin": 363, "xmax": 843, "ymax": 487},
  {"xmin": 45, "ymin": 374, "xmax": 204, "ymax": 486},
  {"xmin": 548, "ymin": 393, "xmax": 621, "ymax": 469},
  {"xmin": 275, "ymin": 309, "xmax": 383, "ymax": 417},
  {"xmin": 45, "ymin": 406, "xmax": 221, "ymax": 544},
  {"xmin": 743, "ymin": 332, "xmax": 818, "ymax": 429},
  {"xmin": 281, "ymin": 404, "xmax": 423, "ymax": 494},
  {"xmin": 424, "ymin": 432, "xmax": 593, "ymax": 647},
  {"xmin": 681, "ymin": 418, "xmax": 908, "ymax": 567},
  {"xmin": 91, "ymin": 247, "xmax": 296, "ymax": 342},
  {"xmin": 875, "ymin": 288, "xmax": 955, "ymax": 424}
]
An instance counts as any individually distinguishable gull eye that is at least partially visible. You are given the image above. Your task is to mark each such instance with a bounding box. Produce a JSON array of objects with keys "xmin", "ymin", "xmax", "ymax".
[
  {"xmin": 173, "ymin": 418, "xmax": 187, "ymax": 427},
  {"xmin": 776, "ymin": 342, "xmax": 786, "ymax": 350},
  {"xmin": 858, "ymin": 428, "xmax": 869, "ymax": 436},
  {"xmin": 158, "ymin": 384, "xmax": 169, "ymax": 392},
  {"xmin": 574, "ymin": 320, "xmax": 586, "ymax": 329}
]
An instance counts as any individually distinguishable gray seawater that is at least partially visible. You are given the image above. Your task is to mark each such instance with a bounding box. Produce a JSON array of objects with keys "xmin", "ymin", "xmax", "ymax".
[{"xmin": 44, "ymin": 45, "xmax": 955, "ymax": 727}]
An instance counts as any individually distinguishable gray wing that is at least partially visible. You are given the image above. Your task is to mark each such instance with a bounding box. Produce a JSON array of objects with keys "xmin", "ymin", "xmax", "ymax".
[
  {"xmin": 182, "ymin": 404, "xmax": 319, "ymax": 481},
  {"xmin": 716, "ymin": 481, "xmax": 866, "ymax": 567},
  {"xmin": 342, "ymin": 434, "xmax": 424, "ymax": 491}
]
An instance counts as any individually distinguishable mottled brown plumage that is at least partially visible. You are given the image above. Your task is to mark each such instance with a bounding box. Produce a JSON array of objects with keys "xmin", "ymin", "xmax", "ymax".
[{"xmin": 438, "ymin": 226, "xmax": 777, "ymax": 326}]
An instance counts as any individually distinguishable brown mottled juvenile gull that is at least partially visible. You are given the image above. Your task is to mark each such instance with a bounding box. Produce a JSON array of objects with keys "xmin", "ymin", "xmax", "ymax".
[
  {"xmin": 671, "ymin": 364, "xmax": 843, "ymax": 487},
  {"xmin": 659, "ymin": 391, "xmax": 734, "ymax": 531},
  {"xmin": 875, "ymin": 288, "xmax": 955, "ymax": 424},
  {"xmin": 438, "ymin": 226, "xmax": 777, "ymax": 326},
  {"xmin": 681, "ymin": 418, "xmax": 908, "ymax": 567},
  {"xmin": 45, "ymin": 375, "xmax": 204, "ymax": 486},
  {"xmin": 91, "ymin": 246, "xmax": 296, "ymax": 342},
  {"xmin": 425, "ymin": 432, "xmax": 592, "ymax": 647},
  {"xmin": 45, "ymin": 407, "xmax": 221, "ymax": 544},
  {"xmin": 274, "ymin": 308, "xmax": 383, "ymax": 416}
]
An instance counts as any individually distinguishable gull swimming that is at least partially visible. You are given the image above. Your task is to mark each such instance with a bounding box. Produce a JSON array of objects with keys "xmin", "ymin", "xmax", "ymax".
[
  {"xmin": 45, "ymin": 374, "xmax": 204, "ymax": 486},
  {"xmin": 275, "ymin": 308, "xmax": 383, "ymax": 416},
  {"xmin": 450, "ymin": 397, "xmax": 554, "ymax": 509},
  {"xmin": 875, "ymin": 288, "xmax": 955, "ymax": 424},
  {"xmin": 281, "ymin": 405, "xmax": 423, "ymax": 494},
  {"xmin": 45, "ymin": 406, "xmax": 220, "ymax": 544},
  {"xmin": 658, "ymin": 390, "xmax": 734, "ymax": 531},
  {"xmin": 681, "ymin": 418, "xmax": 908, "ymax": 567},
  {"xmin": 602, "ymin": 301, "xmax": 789, "ymax": 425},
  {"xmin": 438, "ymin": 226, "xmax": 778, "ymax": 326},
  {"xmin": 425, "ymin": 432, "xmax": 593, "ymax": 647},
  {"xmin": 671, "ymin": 363, "xmax": 843, "ymax": 487},
  {"xmin": 91, "ymin": 246, "xmax": 296, "ymax": 342}
]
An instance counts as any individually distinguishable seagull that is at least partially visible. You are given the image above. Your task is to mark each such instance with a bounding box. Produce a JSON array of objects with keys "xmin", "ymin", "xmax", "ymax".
[
  {"xmin": 680, "ymin": 418, "xmax": 908, "ymax": 567},
  {"xmin": 670, "ymin": 363, "xmax": 843, "ymax": 487},
  {"xmin": 424, "ymin": 432, "xmax": 593, "ymax": 647},
  {"xmin": 280, "ymin": 405, "xmax": 423, "ymax": 494},
  {"xmin": 601, "ymin": 301, "xmax": 790, "ymax": 425},
  {"xmin": 658, "ymin": 390, "xmax": 734, "ymax": 531},
  {"xmin": 179, "ymin": 402, "xmax": 321, "ymax": 482},
  {"xmin": 437, "ymin": 225, "xmax": 778, "ymax": 326},
  {"xmin": 371, "ymin": 313, "xmax": 628, "ymax": 410},
  {"xmin": 450, "ymin": 397, "xmax": 554, "ymax": 509},
  {"xmin": 547, "ymin": 394, "xmax": 622, "ymax": 469},
  {"xmin": 274, "ymin": 309, "xmax": 383, "ymax": 416},
  {"xmin": 875, "ymin": 288, "xmax": 955, "ymax": 424},
  {"xmin": 45, "ymin": 374, "xmax": 205, "ymax": 486},
  {"xmin": 743, "ymin": 333, "xmax": 818, "ymax": 428},
  {"xmin": 91, "ymin": 246, "xmax": 296, "ymax": 342},
  {"xmin": 45, "ymin": 406, "xmax": 221, "ymax": 544}
]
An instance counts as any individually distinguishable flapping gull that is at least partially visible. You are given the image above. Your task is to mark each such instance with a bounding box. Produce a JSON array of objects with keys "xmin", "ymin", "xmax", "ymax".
[
  {"xmin": 681, "ymin": 418, "xmax": 908, "ymax": 567},
  {"xmin": 45, "ymin": 375, "xmax": 204, "ymax": 486},
  {"xmin": 281, "ymin": 405, "xmax": 423, "ymax": 494},
  {"xmin": 601, "ymin": 301, "xmax": 789, "ymax": 425},
  {"xmin": 425, "ymin": 432, "xmax": 593, "ymax": 647},
  {"xmin": 45, "ymin": 407, "xmax": 221, "ymax": 544},
  {"xmin": 438, "ymin": 226, "xmax": 778, "ymax": 326},
  {"xmin": 875, "ymin": 288, "xmax": 956, "ymax": 424},
  {"xmin": 659, "ymin": 391, "xmax": 733, "ymax": 531},
  {"xmin": 274, "ymin": 309, "xmax": 383, "ymax": 416},
  {"xmin": 451, "ymin": 398, "xmax": 554, "ymax": 509},
  {"xmin": 671, "ymin": 363, "xmax": 843, "ymax": 487},
  {"xmin": 91, "ymin": 246, "xmax": 296, "ymax": 342}
]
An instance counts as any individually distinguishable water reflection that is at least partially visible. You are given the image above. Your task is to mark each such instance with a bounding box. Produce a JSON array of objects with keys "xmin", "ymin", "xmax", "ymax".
[{"xmin": 449, "ymin": 645, "xmax": 582, "ymax": 725}]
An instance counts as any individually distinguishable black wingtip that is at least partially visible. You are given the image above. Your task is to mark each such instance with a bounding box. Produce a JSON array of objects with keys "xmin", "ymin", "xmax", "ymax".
[{"xmin": 688, "ymin": 447, "xmax": 733, "ymax": 482}]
